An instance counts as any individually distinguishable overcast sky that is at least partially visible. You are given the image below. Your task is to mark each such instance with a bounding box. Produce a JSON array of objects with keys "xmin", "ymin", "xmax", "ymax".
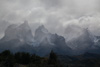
[{"xmin": 0, "ymin": 0, "xmax": 100, "ymax": 38}]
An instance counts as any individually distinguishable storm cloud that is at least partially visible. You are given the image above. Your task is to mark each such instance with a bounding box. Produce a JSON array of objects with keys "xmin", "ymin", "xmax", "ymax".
[{"xmin": 0, "ymin": 0, "xmax": 100, "ymax": 38}]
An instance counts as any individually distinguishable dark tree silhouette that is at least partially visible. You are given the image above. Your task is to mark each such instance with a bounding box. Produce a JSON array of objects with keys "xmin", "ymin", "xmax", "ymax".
[
  {"xmin": 31, "ymin": 54, "xmax": 42, "ymax": 64},
  {"xmin": 15, "ymin": 52, "xmax": 31, "ymax": 65},
  {"xmin": 48, "ymin": 50, "xmax": 58, "ymax": 65},
  {"xmin": 1, "ymin": 50, "xmax": 11, "ymax": 56},
  {"xmin": 0, "ymin": 50, "xmax": 15, "ymax": 67}
]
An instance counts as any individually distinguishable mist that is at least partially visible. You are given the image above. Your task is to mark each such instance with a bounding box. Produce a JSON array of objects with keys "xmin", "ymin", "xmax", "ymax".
[{"xmin": 0, "ymin": 0, "xmax": 100, "ymax": 39}]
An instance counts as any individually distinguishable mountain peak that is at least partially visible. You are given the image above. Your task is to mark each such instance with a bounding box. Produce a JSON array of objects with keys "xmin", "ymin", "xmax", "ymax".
[
  {"xmin": 2, "ymin": 21, "xmax": 35, "ymax": 43},
  {"xmin": 23, "ymin": 20, "xmax": 28, "ymax": 25},
  {"xmin": 35, "ymin": 25, "xmax": 49, "ymax": 34},
  {"xmin": 18, "ymin": 21, "xmax": 30, "ymax": 31},
  {"xmin": 21, "ymin": 20, "xmax": 29, "ymax": 26},
  {"xmin": 39, "ymin": 25, "xmax": 45, "ymax": 29},
  {"xmin": 38, "ymin": 25, "xmax": 47, "ymax": 31}
]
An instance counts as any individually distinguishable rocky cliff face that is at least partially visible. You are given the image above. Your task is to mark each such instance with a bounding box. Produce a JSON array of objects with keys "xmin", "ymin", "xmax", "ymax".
[
  {"xmin": 1, "ymin": 21, "xmax": 100, "ymax": 56},
  {"xmin": 0, "ymin": 22, "xmax": 71, "ymax": 56},
  {"xmin": 0, "ymin": 21, "xmax": 37, "ymax": 53},
  {"xmin": 65, "ymin": 25, "xmax": 94, "ymax": 55},
  {"xmin": 34, "ymin": 25, "xmax": 71, "ymax": 56}
]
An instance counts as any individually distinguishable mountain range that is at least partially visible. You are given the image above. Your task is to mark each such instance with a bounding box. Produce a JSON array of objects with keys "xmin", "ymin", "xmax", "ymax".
[{"xmin": 0, "ymin": 21, "xmax": 100, "ymax": 56}]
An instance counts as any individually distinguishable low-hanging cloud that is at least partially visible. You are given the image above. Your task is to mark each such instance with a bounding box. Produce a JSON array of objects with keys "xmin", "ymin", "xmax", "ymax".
[{"xmin": 0, "ymin": 0, "xmax": 100, "ymax": 38}]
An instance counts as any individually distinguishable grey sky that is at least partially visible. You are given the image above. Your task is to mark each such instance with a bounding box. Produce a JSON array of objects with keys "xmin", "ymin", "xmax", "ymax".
[{"xmin": 0, "ymin": 0, "xmax": 100, "ymax": 38}]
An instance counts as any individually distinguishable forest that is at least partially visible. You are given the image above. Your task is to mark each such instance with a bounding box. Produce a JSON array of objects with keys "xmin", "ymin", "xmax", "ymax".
[
  {"xmin": 0, "ymin": 50, "xmax": 100, "ymax": 67},
  {"xmin": 0, "ymin": 50, "xmax": 62, "ymax": 67}
]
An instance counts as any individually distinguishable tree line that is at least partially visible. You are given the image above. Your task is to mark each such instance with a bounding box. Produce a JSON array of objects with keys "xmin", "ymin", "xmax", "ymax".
[{"xmin": 0, "ymin": 50, "xmax": 62, "ymax": 67}]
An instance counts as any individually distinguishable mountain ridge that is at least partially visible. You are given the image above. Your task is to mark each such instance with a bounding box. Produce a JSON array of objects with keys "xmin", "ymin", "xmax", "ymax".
[
  {"xmin": 0, "ymin": 21, "xmax": 100, "ymax": 56},
  {"xmin": 0, "ymin": 21, "xmax": 72, "ymax": 56}
]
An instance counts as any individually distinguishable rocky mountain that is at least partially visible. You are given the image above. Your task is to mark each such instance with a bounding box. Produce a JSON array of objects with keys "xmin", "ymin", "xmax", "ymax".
[
  {"xmin": 93, "ymin": 36, "xmax": 100, "ymax": 47},
  {"xmin": 34, "ymin": 25, "xmax": 52, "ymax": 44},
  {"xmin": 34, "ymin": 25, "xmax": 71, "ymax": 56},
  {"xmin": 65, "ymin": 25, "xmax": 94, "ymax": 55},
  {"xmin": 1, "ymin": 21, "xmax": 100, "ymax": 56},
  {"xmin": 0, "ymin": 22, "xmax": 71, "ymax": 56},
  {"xmin": 0, "ymin": 21, "xmax": 37, "ymax": 53},
  {"xmin": 1, "ymin": 21, "xmax": 35, "ymax": 44},
  {"xmin": 88, "ymin": 36, "xmax": 100, "ymax": 54}
]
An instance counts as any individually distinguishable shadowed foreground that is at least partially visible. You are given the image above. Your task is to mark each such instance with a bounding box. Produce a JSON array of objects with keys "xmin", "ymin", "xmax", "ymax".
[{"xmin": 0, "ymin": 50, "xmax": 100, "ymax": 67}]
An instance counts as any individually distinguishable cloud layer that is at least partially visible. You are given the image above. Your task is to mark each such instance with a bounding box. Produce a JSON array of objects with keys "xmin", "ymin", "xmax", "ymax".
[{"xmin": 0, "ymin": 0, "xmax": 100, "ymax": 38}]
